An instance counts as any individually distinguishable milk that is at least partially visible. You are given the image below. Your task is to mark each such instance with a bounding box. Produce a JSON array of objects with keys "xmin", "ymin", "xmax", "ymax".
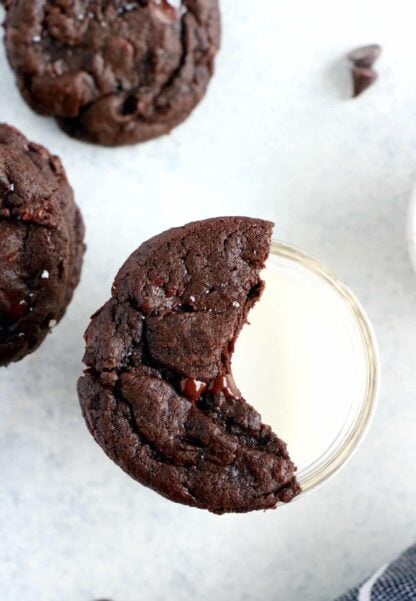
[{"xmin": 232, "ymin": 248, "xmax": 369, "ymax": 472}]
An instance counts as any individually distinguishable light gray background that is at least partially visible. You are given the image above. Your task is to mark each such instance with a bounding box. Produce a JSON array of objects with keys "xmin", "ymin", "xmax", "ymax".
[{"xmin": 1, "ymin": 1, "xmax": 416, "ymax": 600}]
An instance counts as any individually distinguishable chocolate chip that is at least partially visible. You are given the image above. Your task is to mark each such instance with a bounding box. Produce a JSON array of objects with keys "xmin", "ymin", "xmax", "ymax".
[
  {"xmin": 180, "ymin": 377, "xmax": 207, "ymax": 402},
  {"xmin": 348, "ymin": 44, "xmax": 382, "ymax": 68},
  {"xmin": 352, "ymin": 66, "xmax": 378, "ymax": 97},
  {"xmin": 207, "ymin": 374, "xmax": 241, "ymax": 400},
  {"xmin": 347, "ymin": 44, "xmax": 381, "ymax": 97}
]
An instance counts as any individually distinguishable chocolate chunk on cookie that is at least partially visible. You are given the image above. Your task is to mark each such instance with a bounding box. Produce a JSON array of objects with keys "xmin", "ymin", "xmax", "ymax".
[
  {"xmin": 78, "ymin": 217, "xmax": 300, "ymax": 513},
  {"xmin": 0, "ymin": 124, "xmax": 85, "ymax": 366},
  {"xmin": 3, "ymin": 0, "xmax": 221, "ymax": 146}
]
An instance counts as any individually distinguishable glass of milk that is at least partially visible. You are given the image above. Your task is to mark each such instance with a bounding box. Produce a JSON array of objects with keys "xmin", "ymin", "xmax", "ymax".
[{"xmin": 232, "ymin": 241, "xmax": 379, "ymax": 496}]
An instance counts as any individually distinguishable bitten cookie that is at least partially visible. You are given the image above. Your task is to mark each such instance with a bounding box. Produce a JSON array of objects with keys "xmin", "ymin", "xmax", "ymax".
[
  {"xmin": 3, "ymin": 0, "xmax": 221, "ymax": 146},
  {"xmin": 0, "ymin": 124, "xmax": 85, "ymax": 366},
  {"xmin": 78, "ymin": 217, "xmax": 300, "ymax": 513}
]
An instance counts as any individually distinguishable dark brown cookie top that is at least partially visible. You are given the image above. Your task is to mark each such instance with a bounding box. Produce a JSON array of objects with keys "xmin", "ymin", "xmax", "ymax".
[
  {"xmin": 78, "ymin": 217, "xmax": 301, "ymax": 513},
  {"xmin": 4, "ymin": 0, "xmax": 221, "ymax": 146},
  {"xmin": 0, "ymin": 123, "xmax": 85, "ymax": 366}
]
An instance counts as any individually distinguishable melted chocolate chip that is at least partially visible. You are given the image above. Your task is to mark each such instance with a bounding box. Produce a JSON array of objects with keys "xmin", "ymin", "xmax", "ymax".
[
  {"xmin": 208, "ymin": 374, "xmax": 241, "ymax": 400},
  {"xmin": 179, "ymin": 374, "xmax": 241, "ymax": 403},
  {"xmin": 180, "ymin": 377, "xmax": 207, "ymax": 402}
]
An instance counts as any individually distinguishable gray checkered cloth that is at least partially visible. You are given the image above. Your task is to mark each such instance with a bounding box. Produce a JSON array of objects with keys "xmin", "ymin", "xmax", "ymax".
[{"xmin": 336, "ymin": 545, "xmax": 416, "ymax": 601}]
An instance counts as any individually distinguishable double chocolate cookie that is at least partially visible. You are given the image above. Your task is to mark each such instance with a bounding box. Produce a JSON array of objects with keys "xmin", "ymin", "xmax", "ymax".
[
  {"xmin": 3, "ymin": 0, "xmax": 221, "ymax": 146},
  {"xmin": 0, "ymin": 124, "xmax": 85, "ymax": 366},
  {"xmin": 78, "ymin": 217, "xmax": 301, "ymax": 513}
]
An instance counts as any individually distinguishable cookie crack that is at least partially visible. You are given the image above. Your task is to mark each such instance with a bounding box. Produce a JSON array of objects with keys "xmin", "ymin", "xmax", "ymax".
[{"xmin": 89, "ymin": 366, "xmax": 182, "ymax": 468}]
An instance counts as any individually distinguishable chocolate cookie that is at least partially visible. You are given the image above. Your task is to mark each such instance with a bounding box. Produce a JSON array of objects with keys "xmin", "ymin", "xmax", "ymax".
[
  {"xmin": 0, "ymin": 124, "xmax": 85, "ymax": 366},
  {"xmin": 3, "ymin": 0, "xmax": 220, "ymax": 147},
  {"xmin": 78, "ymin": 217, "xmax": 301, "ymax": 513}
]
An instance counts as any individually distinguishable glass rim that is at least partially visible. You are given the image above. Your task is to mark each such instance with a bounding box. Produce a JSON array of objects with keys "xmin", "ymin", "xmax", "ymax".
[{"xmin": 269, "ymin": 240, "xmax": 380, "ymax": 497}]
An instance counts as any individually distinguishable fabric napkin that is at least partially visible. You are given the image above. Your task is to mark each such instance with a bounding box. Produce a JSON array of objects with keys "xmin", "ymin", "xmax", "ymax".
[{"xmin": 336, "ymin": 544, "xmax": 416, "ymax": 600}]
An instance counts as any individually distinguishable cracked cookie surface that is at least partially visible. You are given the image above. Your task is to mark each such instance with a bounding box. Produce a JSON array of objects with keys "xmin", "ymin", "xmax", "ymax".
[
  {"xmin": 0, "ymin": 123, "xmax": 85, "ymax": 366},
  {"xmin": 78, "ymin": 217, "xmax": 301, "ymax": 513},
  {"xmin": 3, "ymin": 0, "xmax": 221, "ymax": 146}
]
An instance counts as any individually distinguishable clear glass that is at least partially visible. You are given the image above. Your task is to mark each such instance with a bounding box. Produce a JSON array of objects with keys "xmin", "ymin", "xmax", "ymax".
[
  {"xmin": 233, "ymin": 241, "xmax": 380, "ymax": 497},
  {"xmin": 273, "ymin": 242, "xmax": 379, "ymax": 495}
]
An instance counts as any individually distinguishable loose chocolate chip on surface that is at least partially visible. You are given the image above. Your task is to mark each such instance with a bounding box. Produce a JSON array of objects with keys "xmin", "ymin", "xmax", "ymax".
[
  {"xmin": 352, "ymin": 66, "xmax": 378, "ymax": 97},
  {"xmin": 348, "ymin": 44, "xmax": 382, "ymax": 68},
  {"xmin": 347, "ymin": 44, "xmax": 381, "ymax": 97}
]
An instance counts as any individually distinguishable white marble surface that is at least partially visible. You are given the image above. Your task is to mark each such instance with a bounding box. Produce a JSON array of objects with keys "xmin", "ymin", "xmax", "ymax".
[{"xmin": 1, "ymin": 1, "xmax": 416, "ymax": 600}]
